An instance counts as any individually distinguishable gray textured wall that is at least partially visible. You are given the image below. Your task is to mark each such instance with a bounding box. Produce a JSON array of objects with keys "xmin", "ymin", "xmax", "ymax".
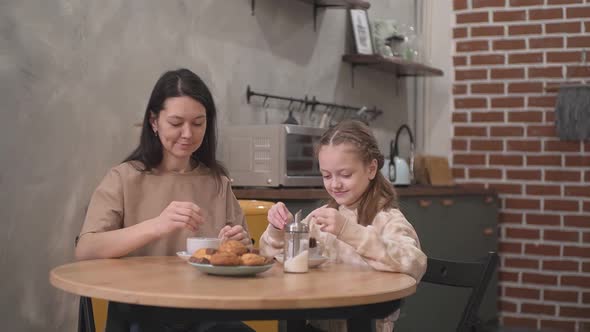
[{"xmin": 0, "ymin": 0, "xmax": 415, "ymax": 330}]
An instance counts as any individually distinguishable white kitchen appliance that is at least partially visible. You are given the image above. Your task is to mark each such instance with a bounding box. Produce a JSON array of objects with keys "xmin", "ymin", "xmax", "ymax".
[
  {"xmin": 388, "ymin": 124, "xmax": 415, "ymax": 186},
  {"xmin": 219, "ymin": 124, "xmax": 325, "ymax": 187}
]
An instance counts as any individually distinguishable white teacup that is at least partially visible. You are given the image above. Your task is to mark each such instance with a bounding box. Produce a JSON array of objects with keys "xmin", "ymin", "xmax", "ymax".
[{"xmin": 187, "ymin": 237, "xmax": 220, "ymax": 255}]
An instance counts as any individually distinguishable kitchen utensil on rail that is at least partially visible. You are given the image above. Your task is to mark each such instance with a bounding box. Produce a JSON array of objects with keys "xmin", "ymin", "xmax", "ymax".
[
  {"xmin": 306, "ymin": 97, "xmax": 319, "ymax": 127},
  {"xmin": 262, "ymin": 97, "xmax": 270, "ymax": 124},
  {"xmin": 283, "ymin": 101, "xmax": 299, "ymax": 125},
  {"xmin": 318, "ymin": 106, "xmax": 333, "ymax": 128},
  {"xmin": 353, "ymin": 106, "xmax": 369, "ymax": 125}
]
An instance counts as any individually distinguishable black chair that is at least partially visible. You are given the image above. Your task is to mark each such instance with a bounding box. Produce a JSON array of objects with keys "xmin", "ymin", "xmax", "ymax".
[
  {"xmin": 78, "ymin": 297, "xmax": 96, "ymax": 332},
  {"xmin": 420, "ymin": 251, "xmax": 499, "ymax": 332}
]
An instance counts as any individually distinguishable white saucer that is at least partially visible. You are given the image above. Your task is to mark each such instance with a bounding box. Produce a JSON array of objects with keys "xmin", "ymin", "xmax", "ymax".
[
  {"xmin": 188, "ymin": 261, "xmax": 274, "ymax": 276},
  {"xmin": 176, "ymin": 251, "xmax": 191, "ymax": 261},
  {"xmin": 274, "ymin": 254, "xmax": 329, "ymax": 268}
]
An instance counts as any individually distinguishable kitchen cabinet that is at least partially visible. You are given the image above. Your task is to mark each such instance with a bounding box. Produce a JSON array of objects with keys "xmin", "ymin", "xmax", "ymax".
[
  {"xmin": 233, "ymin": 186, "xmax": 499, "ymax": 330},
  {"xmin": 395, "ymin": 193, "xmax": 498, "ymax": 331},
  {"xmin": 232, "ymin": 185, "xmax": 494, "ymax": 200}
]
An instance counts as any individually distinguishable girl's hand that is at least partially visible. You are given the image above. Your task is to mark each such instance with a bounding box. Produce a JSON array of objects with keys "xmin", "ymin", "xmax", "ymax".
[
  {"xmin": 153, "ymin": 201, "xmax": 204, "ymax": 236},
  {"xmin": 310, "ymin": 207, "xmax": 347, "ymax": 236},
  {"xmin": 267, "ymin": 202, "xmax": 293, "ymax": 230},
  {"xmin": 218, "ymin": 224, "xmax": 250, "ymax": 246}
]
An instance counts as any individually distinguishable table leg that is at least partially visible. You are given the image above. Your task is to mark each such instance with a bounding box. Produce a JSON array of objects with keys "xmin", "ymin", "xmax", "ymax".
[
  {"xmin": 285, "ymin": 320, "xmax": 307, "ymax": 331},
  {"xmin": 347, "ymin": 318, "xmax": 376, "ymax": 332}
]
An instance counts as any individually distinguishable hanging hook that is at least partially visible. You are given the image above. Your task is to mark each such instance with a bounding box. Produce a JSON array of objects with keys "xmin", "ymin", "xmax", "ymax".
[
  {"xmin": 246, "ymin": 85, "xmax": 253, "ymax": 104},
  {"xmin": 328, "ymin": 105, "xmax": 339, "ymax": 127},
  {"xmin": 368, "ymin": 106, "xmax": 377, "ymax": 121},
  {"xmin": 262, "ymin": 96, "xmax": 269, "ymax": 108},
  {"xmin": 284, "ymin": 100, "xmax": 299, "ymax": 125},
  {"xmin": 296, "ymin": 96, "xmax": 307, "ymax": 126},
  {"xmin": 297, "ymin": 97, "xmax": 307, "ymax": 125},
  {"xmin": 374, "ymin": 107, "xmax": 383, "ymax": 121},
  {"xmin": 298, "ymin": 98, "xmax": 306, "ymax": 112},
  {"xmin": 308, "ymin": 96, "xmax": 318, "ymax": 126}
]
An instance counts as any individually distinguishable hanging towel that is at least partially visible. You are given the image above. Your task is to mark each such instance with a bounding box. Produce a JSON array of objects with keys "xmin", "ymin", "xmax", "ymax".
[{"xmin": 554, "ymin": 85, "xmax": 590, "ymax": 140}]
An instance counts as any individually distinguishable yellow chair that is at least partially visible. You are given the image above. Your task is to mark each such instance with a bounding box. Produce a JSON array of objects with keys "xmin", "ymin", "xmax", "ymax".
[
  {"xmin": 91, "ymin": 298, "xmax": 108, "ymax": 332},
  {"xmin": 240, "ymin": 200, "xmax": 274, "ymax": 249},
  {"xmin": 239, "ymin": 200, "xmax": 278, "ymax": 332}
]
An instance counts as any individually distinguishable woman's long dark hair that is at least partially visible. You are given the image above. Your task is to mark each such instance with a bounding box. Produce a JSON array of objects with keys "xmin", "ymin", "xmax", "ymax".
[
  {"xmin": 124, "ymin": 68, "xmax": 227, "ymax": 181},
  {"xmin": 316, "ymin": 120, "xmax": 397, "ymax": 226}
]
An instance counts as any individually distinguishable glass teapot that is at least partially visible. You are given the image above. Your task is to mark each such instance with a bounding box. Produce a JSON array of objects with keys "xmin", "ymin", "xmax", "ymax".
[{"xmin": 283, "ymin": 210, "xmax": 309, "ymax": 273}]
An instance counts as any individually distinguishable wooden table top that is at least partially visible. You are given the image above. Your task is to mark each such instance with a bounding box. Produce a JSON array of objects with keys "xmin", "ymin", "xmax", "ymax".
[{"xmin": 50, "ymin": 256, "xmax": 417, "ymax": 310}]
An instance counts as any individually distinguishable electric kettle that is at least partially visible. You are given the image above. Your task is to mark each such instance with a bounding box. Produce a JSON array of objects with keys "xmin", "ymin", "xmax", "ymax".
[{"xmin": 389, "ymin": 124, "xmax": 415, "ymax": 186}]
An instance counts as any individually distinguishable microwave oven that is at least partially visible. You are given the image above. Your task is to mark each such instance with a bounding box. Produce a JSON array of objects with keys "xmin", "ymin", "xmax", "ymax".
[{"xmin": 219, "ymin": 124, "xmax": 326, "ymax": 187}]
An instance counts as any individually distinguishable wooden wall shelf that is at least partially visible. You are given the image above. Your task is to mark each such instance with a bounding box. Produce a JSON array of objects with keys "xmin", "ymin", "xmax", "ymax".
[{"xmin": 342, "ymin": 54, "xmax": 444, "ymax": 77}]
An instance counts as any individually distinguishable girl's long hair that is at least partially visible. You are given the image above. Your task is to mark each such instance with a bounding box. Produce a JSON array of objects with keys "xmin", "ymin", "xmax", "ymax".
[
  {"xmin": 124, "ymin": 68, "xmax": 227, "ymax": 182},
  {"xmin": 316, "ymin": 120, "xmax": 397, "ymax": 226}
]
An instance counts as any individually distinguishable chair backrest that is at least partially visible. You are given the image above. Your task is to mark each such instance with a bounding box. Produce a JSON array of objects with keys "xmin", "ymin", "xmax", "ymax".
[{"xmin": 421, "ymin": 251, "xmax": 499, "ymax": 332}]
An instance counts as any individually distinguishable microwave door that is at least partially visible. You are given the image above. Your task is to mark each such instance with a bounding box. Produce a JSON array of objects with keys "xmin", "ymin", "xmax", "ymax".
[{"xmin": 282, "ymin": 129, "xmax": 323, "ymax": 187}]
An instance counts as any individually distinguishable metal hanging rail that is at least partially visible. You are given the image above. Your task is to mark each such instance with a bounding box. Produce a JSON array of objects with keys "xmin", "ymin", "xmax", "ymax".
[
  {"xmin": 246, "ymin": 85, "xmax": 383, "ymax": 122},
  {"xmin": 246, "ymin": 86, "xmax": 308, "ymax": 105}
]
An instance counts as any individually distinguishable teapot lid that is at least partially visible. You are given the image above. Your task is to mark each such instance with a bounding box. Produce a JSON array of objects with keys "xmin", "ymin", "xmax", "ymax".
[
  {"xmin": 285, "ymin": 210, "xmax": 308, "ymax": 233},
  {"xmin": 286, "ymin": 221, "xmax": 309, "ymax": 233}
]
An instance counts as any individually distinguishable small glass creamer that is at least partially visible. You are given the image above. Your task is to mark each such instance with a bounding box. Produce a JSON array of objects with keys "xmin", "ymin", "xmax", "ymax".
[{"xmin": 283, "ymin": 210, "xmax": 309, "ymax": 273}]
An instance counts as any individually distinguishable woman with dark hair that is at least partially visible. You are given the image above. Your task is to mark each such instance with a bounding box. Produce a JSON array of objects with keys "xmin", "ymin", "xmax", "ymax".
[
  {"xmin": 75, "ymin": 68, "xmax": 253, "ymax": 331},
  {"xmin": 125, "ymin": 68, "xmax": 226, "ymax": 179}
]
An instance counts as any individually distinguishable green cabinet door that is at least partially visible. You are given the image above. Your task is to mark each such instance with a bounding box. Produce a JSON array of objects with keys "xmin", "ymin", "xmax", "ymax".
[{"xmin": 395, "ymin": 194, "xmax": 498, "ymax": 331}]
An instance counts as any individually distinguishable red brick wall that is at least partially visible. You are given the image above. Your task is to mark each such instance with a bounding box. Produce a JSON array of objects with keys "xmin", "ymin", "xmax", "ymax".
[{"xmin": 452, "ymin": 0, "xmax": 590, "ymax": 331}]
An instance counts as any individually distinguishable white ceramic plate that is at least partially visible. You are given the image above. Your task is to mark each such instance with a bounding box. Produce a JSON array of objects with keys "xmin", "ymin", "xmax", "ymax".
[
  {"xmin": 274, "ymin": 254, "xmax": 329, "ymax": 268},
  {"xmin": 188, "ymin": 261, "xmax": 274, "ymax": 276},
  {"xmin": 176, "ymin": 251, "xmax": 191, "ymax": 261}
]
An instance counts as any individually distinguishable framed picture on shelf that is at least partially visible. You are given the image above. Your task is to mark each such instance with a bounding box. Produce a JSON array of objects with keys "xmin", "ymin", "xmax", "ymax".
[{"xmin": 349, "ymin": 9, "xmax": 374, "ymax": 55}]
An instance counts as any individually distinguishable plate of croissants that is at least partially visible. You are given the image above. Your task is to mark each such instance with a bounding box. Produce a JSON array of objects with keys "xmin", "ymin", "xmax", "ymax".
[{"xmin": 187, "ymin": 240, "xmax": 274, "ymax": 276}]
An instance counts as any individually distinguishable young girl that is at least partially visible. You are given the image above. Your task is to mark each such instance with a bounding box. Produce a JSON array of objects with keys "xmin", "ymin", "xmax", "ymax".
[{"xmin": 259, "ymin": 120, "xmax": 427, "ymax": 332}]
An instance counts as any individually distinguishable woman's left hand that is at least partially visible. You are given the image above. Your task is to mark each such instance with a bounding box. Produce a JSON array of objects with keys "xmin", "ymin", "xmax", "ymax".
[
  {"xmin": 310, "ymin": 207, "xmax": 347, "ymax": 236},
  {"xmin": 218, "ymin": 224, "xmax": 250, "ymax": 246}
]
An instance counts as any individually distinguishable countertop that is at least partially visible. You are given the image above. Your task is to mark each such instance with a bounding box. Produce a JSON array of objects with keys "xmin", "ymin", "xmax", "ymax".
[{"xmin": 232, "ymin": 185, "xmax": 496, "ymax": 200}]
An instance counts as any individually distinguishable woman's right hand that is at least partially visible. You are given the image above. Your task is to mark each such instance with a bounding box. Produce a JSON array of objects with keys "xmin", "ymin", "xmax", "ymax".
[
  {"xmin": 152, "ymin": 201, "xmax": 204, "ymax": 236},
  {"xmin": 267, "ymin": 202, "xmax": 292, "ymax": 230}
]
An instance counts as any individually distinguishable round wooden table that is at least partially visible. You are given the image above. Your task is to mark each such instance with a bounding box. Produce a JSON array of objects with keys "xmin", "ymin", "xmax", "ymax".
[{"xmin": 50, "ymin": 256, "xmax": 417, "ymax": 331}]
